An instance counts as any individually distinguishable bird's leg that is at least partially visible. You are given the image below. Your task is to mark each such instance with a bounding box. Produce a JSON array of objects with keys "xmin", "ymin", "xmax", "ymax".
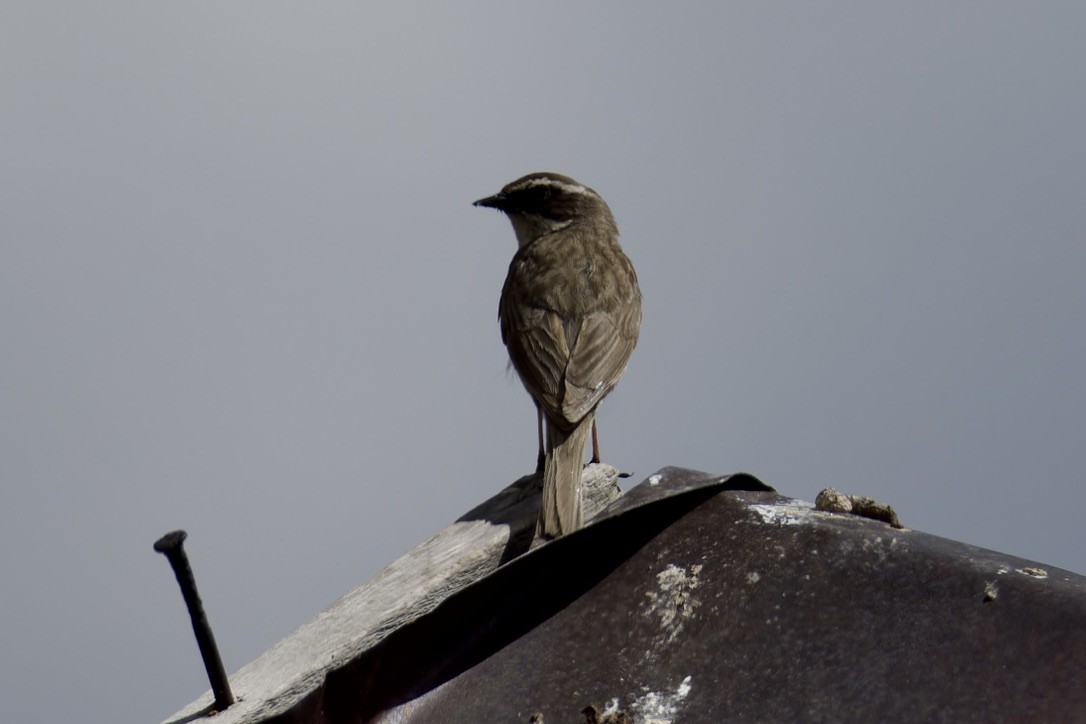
[
  {"xmin": 535, "ymin": 405, "xmax": 545, "ymax": 473},
  {"xmin": 590, "ymin": 419, "xmax": 600, "ymax": 464}
]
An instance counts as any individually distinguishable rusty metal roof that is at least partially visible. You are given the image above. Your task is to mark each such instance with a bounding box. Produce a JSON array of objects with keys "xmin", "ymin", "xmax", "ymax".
[{"xmin": 253, "ymin": 467, "xmax": 1085, "ymax": 722}]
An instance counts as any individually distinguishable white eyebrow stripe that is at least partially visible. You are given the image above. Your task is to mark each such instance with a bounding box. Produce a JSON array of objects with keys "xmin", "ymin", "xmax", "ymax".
[{"xmin": 507, "ymin": 177, "xmax": 596, "ymax": 197}]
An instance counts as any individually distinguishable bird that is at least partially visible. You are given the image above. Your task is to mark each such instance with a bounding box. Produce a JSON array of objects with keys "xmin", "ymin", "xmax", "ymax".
[{"xmin": 474, "ymin": 172, "xmax": 642, "ymax": 538}]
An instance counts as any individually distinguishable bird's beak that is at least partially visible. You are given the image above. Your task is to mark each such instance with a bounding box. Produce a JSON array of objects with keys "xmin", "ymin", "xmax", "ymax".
[{"xmin": 473, "ymin": 192, "xmax": 507, "ymax": 210}]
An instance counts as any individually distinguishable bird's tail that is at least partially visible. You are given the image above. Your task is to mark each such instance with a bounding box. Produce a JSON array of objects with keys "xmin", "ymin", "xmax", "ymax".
[{"xmin": 537, "ymin": 414, "xmax": 594, "ymax": 539}]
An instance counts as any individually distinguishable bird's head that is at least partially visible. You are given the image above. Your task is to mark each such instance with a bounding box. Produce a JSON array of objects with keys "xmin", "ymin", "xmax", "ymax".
[{"xmin": 474, "ymin": 172, "xmax": 614, "ymax": 247}]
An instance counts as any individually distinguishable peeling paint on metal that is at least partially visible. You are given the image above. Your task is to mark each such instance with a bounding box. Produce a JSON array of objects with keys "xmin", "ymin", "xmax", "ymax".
[
  {"xmin": 1018, "ymin": 567, "xmax": 1048, "ymax": 579},
  {"xmin": 643, "ymin": 564, "xmax": 703, "ymax": 644},
  {"xmin": 748, "ymin": 500, "xmax": 814, "ymax": 526},
  {"xmin": 628, "ymin": 675, "xmax": 694, "ymax": 723}
]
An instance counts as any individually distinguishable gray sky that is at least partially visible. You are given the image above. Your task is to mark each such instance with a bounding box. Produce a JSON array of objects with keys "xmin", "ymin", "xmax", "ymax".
[{"xmin": 2, "ymin": 4, "xmax": 1084, "ymax": 722}]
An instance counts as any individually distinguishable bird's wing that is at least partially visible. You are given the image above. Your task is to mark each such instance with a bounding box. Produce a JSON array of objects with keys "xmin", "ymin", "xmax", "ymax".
[
  {"xmin": 560, "ymin": 298, "xmax": 641, "ymax": 423},
  {"xmin": 500, "ymin": 263, "xmax": 642, "ymax": 429},
  {"xmin": 500, "ymin": 298, "xmax": 569, "ymax": 422}
]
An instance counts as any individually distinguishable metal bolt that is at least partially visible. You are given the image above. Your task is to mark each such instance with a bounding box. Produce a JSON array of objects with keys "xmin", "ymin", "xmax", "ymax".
[{"xmin": 154, "ymin": 529, "xmax": 234, "ymax": 712}]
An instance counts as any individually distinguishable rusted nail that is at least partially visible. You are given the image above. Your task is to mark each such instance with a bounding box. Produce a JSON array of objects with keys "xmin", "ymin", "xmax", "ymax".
[{"xmin": 154, "ymin": 529, "xmax": 234, "ymax": 712}]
